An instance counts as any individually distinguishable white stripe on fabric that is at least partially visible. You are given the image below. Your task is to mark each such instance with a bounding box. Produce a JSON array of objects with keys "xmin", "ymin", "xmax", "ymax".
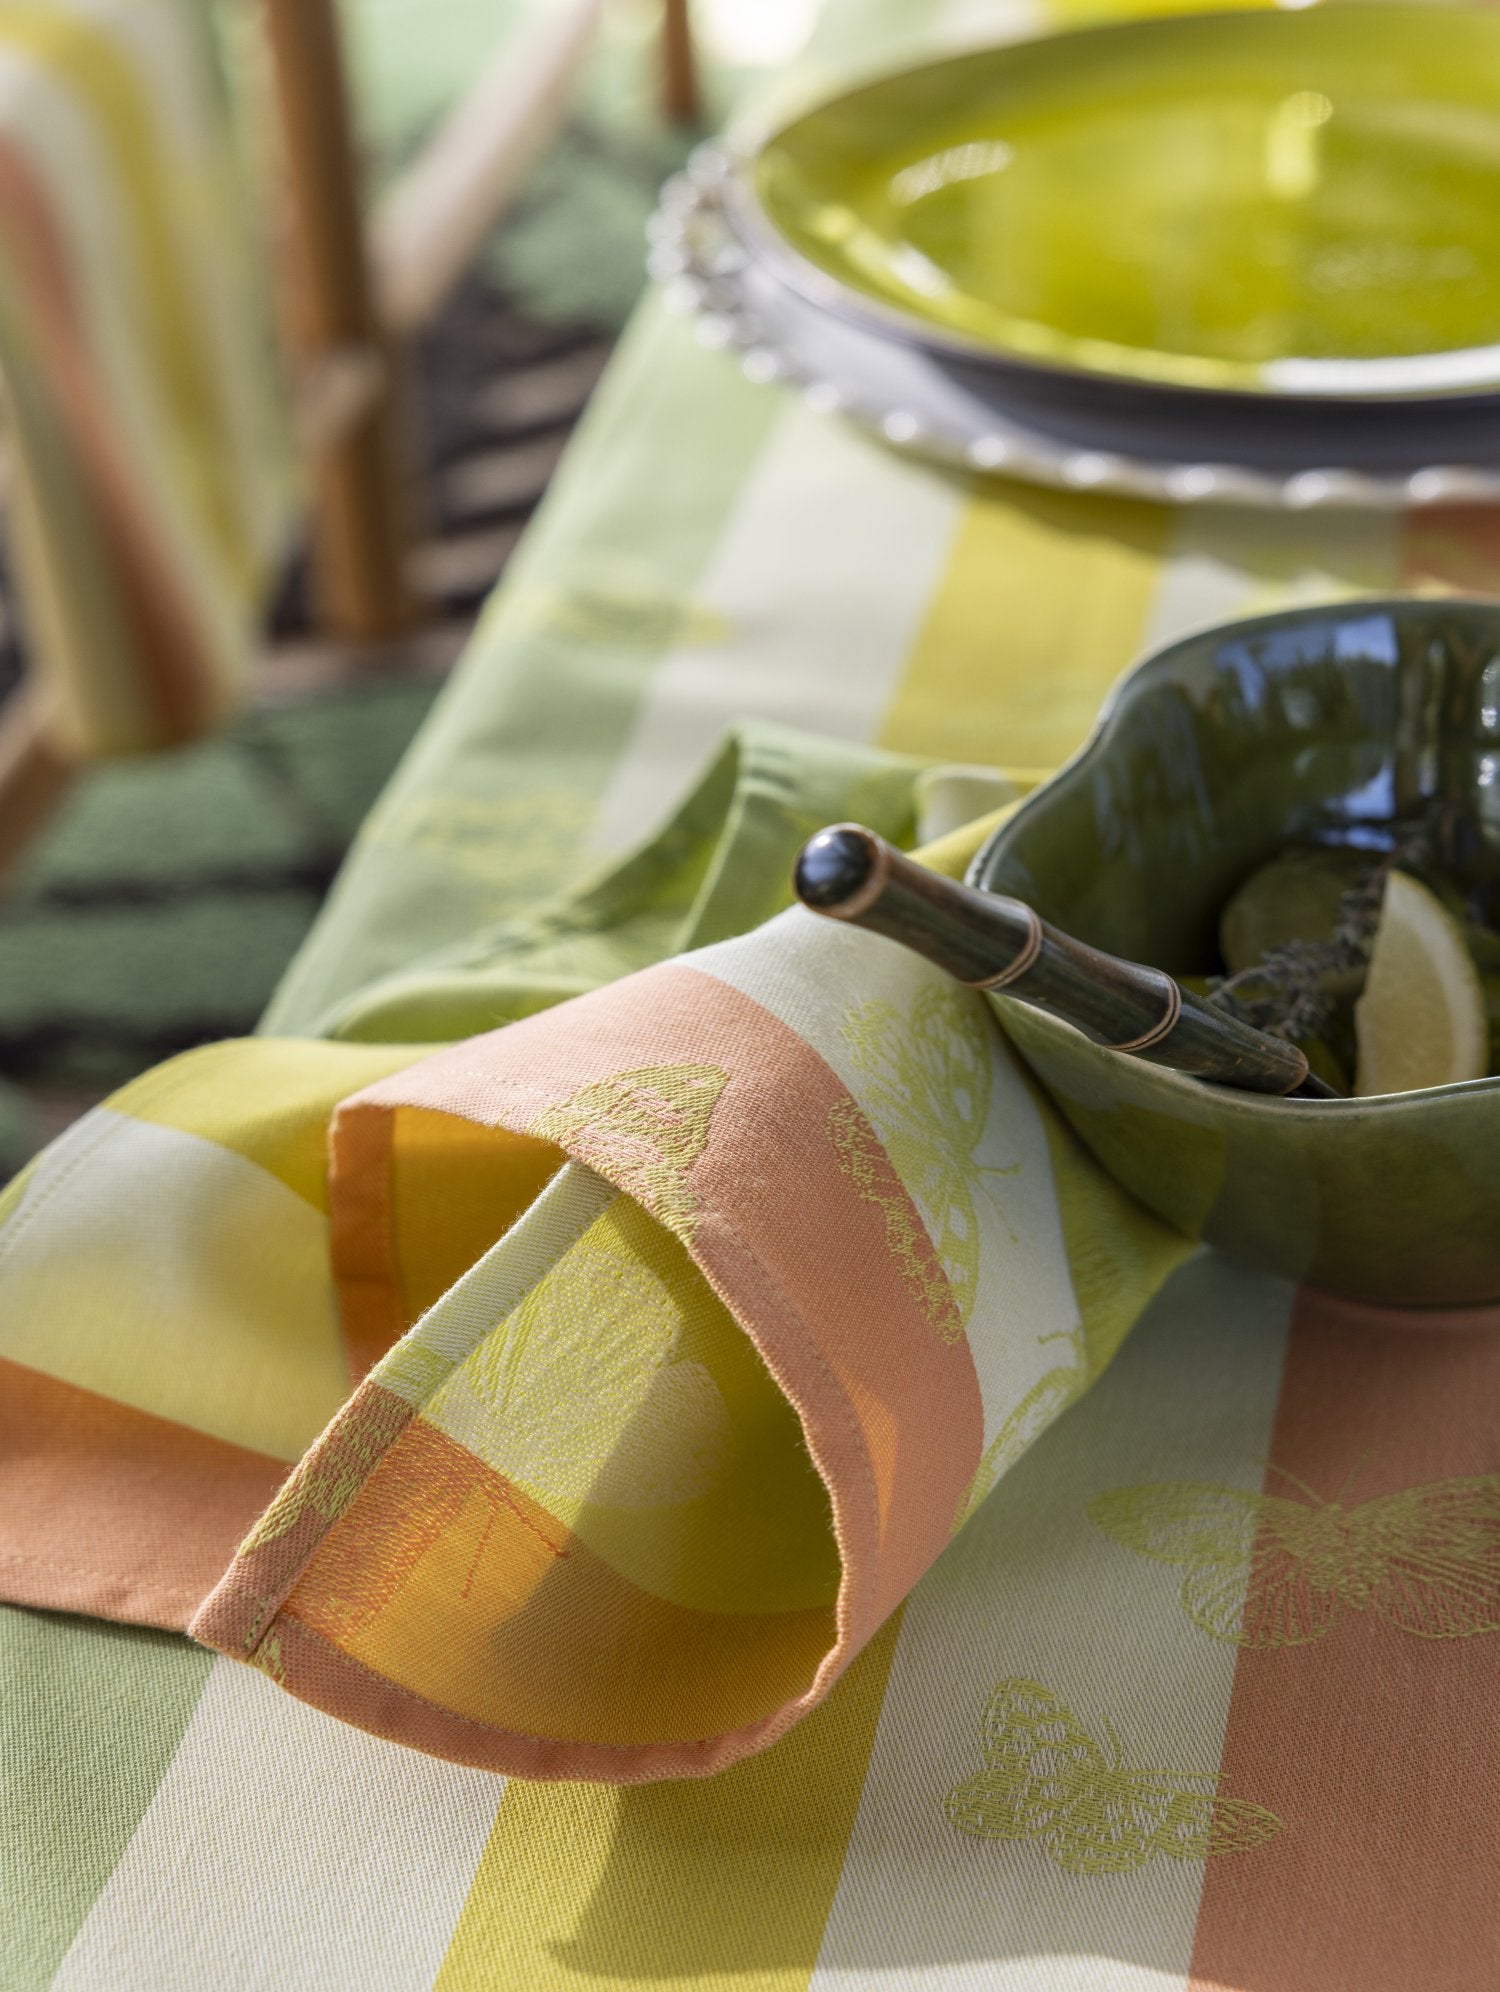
[
  {"xmin": 808, "ymin": 1253, "xmax": 1294, "ymax": 1992},
  {"xmin": 84, "ymin": 0, "xmax": 291, "ymax": 569},
  {"xmin": 691, "ymin": 910, "xmax": 1084, "ymax": 1457},
  {"xmin": 1142, "ymin": 505, "xmax": 1403, "ymax": 656},
  {"xmin": 587, "ymin": 403, "xmax": 965, "ymax": 857},
  {"xmin": 380, "ymin": 1160, "xmax": 618, "ymax": 1405},
  {"xmin": 51, "ymin": 1658, "xmax": 503, "ymax": 1992},
  {"xmin": 0, "ymin": 1109, "xmax": 347, "ymax": 1461}
]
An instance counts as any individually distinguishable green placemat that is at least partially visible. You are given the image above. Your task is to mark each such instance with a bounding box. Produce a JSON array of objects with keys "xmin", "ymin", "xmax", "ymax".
[{"xmin": 0, "ymin": 684, "xmax": 439, "ymax": 1095}]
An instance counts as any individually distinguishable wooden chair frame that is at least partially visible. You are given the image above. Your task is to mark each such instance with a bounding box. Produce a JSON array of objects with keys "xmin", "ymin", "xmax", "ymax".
[
  {"xmin": 274, "ymin": 0, "xmax": 699, "ymax": 638},
  {"xmin": 0, "ymin": 0, "xmax": 699, "ymax": 887}
]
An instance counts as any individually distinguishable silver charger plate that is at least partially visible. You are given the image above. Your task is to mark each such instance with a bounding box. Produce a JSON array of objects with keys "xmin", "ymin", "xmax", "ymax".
[{"xmin": 648, "ymin": 149, "xmax": 1500, "ymax": 512}]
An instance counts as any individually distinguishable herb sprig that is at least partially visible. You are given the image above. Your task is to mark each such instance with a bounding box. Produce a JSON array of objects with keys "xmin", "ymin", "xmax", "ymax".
[{"xmin": 1207, "ymin": 827, "xmax": 1434, "ymax": 1044}]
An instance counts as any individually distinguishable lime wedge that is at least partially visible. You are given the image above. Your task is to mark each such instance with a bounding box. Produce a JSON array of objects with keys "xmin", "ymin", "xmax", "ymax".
[
  {"xmin": 1353, "ymin": 871, "xmax": 1488, "ymax": 1096},
  {"xmin": 1219, "ymin": 846, "xmax": 1370, "ymax": 974}
]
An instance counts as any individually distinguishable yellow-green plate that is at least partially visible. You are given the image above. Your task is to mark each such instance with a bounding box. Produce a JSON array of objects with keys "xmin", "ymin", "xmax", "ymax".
[{"xmin": 738, "ymin": 6, "xmax": 1500, "ymax": 400}]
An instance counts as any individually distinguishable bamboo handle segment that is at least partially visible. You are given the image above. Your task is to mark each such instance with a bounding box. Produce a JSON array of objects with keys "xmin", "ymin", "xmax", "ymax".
[{"xmin": 795, "ymin": 824, "xmax": 1334, "ymax": 1100}]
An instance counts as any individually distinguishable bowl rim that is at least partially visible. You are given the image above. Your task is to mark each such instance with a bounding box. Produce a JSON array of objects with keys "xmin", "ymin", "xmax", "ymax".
[
  {"xmin": 966, "ymin": 593, "xmax": 1500, "ymax": 1114},
  {"xmin": 722, "ymin": 3, "xmax": 1500, "ymax": 411}
]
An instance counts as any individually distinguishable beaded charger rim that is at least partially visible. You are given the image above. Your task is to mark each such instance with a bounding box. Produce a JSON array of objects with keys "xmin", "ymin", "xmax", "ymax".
[{"xmin": 647, "ymin": 149, "xmax": 1500, "ymax": 515}]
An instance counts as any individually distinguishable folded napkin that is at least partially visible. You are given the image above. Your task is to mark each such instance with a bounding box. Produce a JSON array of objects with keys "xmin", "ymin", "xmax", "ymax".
[
  {"xmin": 0, "ymin": 0, "xmax": 291, "ymax": 753},
  {"xmin": 0, "ymin": 724, "xmax": 1188, "ymax": 1780}
]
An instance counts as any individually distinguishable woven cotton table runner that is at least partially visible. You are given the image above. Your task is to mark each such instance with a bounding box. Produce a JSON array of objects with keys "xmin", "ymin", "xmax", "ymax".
[
  {"xmin": 5, "ymin": 0, "xmax": 1500, "ymax": 1983},
  {"xmin": 4, "ymin": 728, "xmax": 1499, "ymax": 1992}
]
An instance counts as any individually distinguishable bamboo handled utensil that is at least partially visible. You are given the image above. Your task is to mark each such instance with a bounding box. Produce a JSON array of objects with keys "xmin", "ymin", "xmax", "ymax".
[{"xmin": 794, "ymin": 823, "xmax": 1337, "ymax": 1100}]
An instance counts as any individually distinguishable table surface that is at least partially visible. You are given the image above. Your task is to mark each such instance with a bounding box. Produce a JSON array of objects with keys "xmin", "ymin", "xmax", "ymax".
[{"xmin": 10, "ymin": 0, "xmax": 1500, "ymax": 1985}]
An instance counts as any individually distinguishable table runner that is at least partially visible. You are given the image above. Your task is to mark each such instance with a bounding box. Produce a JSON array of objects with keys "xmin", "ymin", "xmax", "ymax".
[
  {"xmin": 0, "ymin": 0, "xmax": 289, "ymax": 755},
  {"xmin": 5, "ymin": 0, "xmax": 1500, "ymax": 1986}
]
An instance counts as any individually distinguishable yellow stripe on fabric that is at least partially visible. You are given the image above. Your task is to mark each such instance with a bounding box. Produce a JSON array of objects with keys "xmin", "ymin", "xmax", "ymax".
[
  {"xmin": 0, "ymin": 1108, "xmax": 348, "ymax": 1460},
  {"xmin": 0, "ymin": 1038, "xmax": 419, "ymax": 1454},
  {"xmin": 0, "ymin": 4, "xmax": 246, "ymax": 584},
  {"xmin": 878, "ymin": 483, "xmax": 1171, "ymax": 776},
  {"xmin": 913, "ymin": 803, "xmax": 1020, "ymax": 883},
  {"xmin": 109, "ymin": 1037, "xmax": 428, "ymax": 1211},
  {"xmin": 435, "ymin": 1615, "xmax": 903, "ymax": 1992},
  {"xmin": 0, "ymin": 247, "xmax": 142, "ymax": 745},
  {"xmin": 422, "ymin": 1190, "xmax": 840, "ymax": 1616}
]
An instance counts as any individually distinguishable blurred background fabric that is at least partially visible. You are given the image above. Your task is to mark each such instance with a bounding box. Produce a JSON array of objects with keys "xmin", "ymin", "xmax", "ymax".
[
  {"xmin": 0, "ymin": 0, "xmax": 771, "ymax": 1173},
  {"xmin": 0, "ymin": 0, "xmax": 292, "ymax": 759}
]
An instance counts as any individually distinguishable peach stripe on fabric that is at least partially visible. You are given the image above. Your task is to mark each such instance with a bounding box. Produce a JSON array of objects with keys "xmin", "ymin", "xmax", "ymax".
[
  {"xmin": 1189, "ymin": 1289, "xmax": 1500, "ymax": 1992},
  {"xmin": 1404, "ymin": 502, "xmax": 1500, "ymax": 597},
  {"xmin": 192, "ymin": 1383, "xmax": 418, "ymax": 1658},
  {"xmin": 0, "ymin": 1355, "xmax": 288, "ymax": 1630}
]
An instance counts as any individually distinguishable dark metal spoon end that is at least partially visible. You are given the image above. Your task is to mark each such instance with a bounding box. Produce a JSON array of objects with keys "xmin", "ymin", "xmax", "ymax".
[{"xmin": 793, "ymin": 823, "xmax": 885, "ymax": 914}]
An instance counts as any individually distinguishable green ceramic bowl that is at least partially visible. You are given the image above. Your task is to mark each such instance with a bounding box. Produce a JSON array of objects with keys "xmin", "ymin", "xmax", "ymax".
[
  {"xmin": 743, "ymin": 5, "xmax": 1500, "ymax": 399},
  {"xmin": 968, "ymin": 598, "xmax": 1500, "ymax": 1307}
]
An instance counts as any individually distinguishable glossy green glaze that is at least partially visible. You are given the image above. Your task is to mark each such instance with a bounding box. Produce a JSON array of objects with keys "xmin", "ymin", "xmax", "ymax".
[
  {"xmin": 969, "ymin": 598, "xmax": 1500, "ymax": 1305},
  {"xmin": 749, "ymin": 7, "xmax": 1500, "ymax": 397}
]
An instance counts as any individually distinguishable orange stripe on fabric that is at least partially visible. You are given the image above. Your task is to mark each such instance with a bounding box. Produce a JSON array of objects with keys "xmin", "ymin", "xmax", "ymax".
[
  {"xmin": 0, "ymin": 1354, "xmax": 287, "ymax": 1630},
  {"xmin": 191, "ymin": 1382, "xmax": 416, "ymax": 1658},
  {"xmin": 672, "ymin": 965, "xmax": 982, "ymax": 1622},
  {"xmin": 1403, "ymin": 502, "xmax": 1500, "ymax": 595},
  {"xmin": 0, "ymin": 138, "xmax": 218, "ymax": 742},
  {"xmin": 280, "ymin": 1415, "xmax": 835, "ymax": 1772},
  {"xmin": 435, "ymin": 1613, "xmax": 904, "ymax": 1992},
  {"xmin": 328, "ymin": 1100, "xmax": 409, "ymax": 1379},
  {"xmin": 389, "ymin": 1108, "xmax": 563, "ymax": 1322},
  {"xmin": 877, "ymin": 482, "xmax": 1171, "ymax": 771},
  {"xmin": 1189, "ymin": 1289, "xmax": 1500, "ymax": 1992}
]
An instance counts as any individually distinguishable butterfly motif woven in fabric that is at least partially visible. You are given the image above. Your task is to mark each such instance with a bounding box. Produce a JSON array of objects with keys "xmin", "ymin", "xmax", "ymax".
[
  {"xmin": 945, "ymin": 1677, "xmax": 1283, "ymax": 1875},
  {"xmin": 1088, "ymin": 1475, "xmax": 1500, "ymax": 1646},
  {"xmin": 840, "ymin": 986, "xmax": 1020, "ymax": 1327},
  {"xmin": 527, "ymin": 1063, "xmax": 729, "ymax": 1242},
  {"xmin": 437, "ymin": 1196, "xmax": 734, "ymax": 1513}
]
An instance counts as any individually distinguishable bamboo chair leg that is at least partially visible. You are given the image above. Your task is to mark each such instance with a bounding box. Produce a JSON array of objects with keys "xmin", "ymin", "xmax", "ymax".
[
  {"xmin": 260, "ymin": 0, "xmax": 414, "ymax": 640},
  {"xmin": 661, "ymin": 0, "xmax": 700, "ymax": 127},
  {"xmin": 0, "ymin": 693, "xmax": 73, "ymax": 895},
  {"xmin": 372, "ymin": 0, "xmax": 603, "ymax": 340}
]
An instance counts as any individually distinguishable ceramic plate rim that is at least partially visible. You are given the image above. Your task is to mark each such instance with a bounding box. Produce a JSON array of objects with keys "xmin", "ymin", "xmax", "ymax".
[
  {"xmin": 726, "ymin": 4, "xmax": 1500, "ymax": 410},
  {"xmin": 654, "ymin": 160, "xmax": 1500, "ymax": 510}
]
